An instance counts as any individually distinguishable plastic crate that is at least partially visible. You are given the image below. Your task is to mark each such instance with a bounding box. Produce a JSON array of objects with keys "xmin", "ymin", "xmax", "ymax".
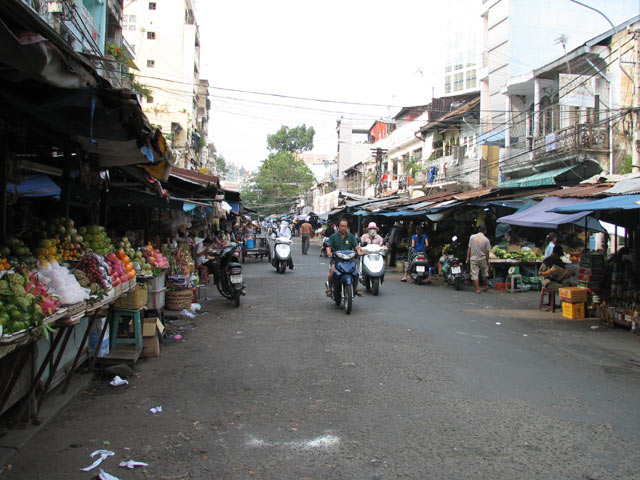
[
  {"xmin": 150, "ymin": 273, "xmax": 166, "ymax": 290},
  {"xmin": 562, "ymin": 302, "xmax": 585, "ymax": 319},
  {"xmin": 147, "ymin": 288, "xmax": 166, "ymax": 310}
]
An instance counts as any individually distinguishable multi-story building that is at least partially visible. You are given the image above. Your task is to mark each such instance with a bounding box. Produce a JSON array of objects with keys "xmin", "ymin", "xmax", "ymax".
[
  {"xmin": 123, "ymin": 0, "xmax": 208, "ymax": 170},
  {"xmin": 19, "ymin": 0, "xmax": 131, "ymax": 88},
  {"xmin": 478, "ymin": 0, "xmax": 639, "ymax": 185},
  {"xmin": 336, "ymin": 119, "xmax": 371, "ymax": 192},
  {"xmin": 500, "ymin": 16, "xmax": 640, "ymax": 185}
]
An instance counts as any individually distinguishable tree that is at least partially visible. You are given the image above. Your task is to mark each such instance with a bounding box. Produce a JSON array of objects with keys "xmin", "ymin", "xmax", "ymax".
[
  {"xmin": 216, "ymin": 155, "xmax": 228, "ymax": 178},
  {"xmin": 267, "ymin": 124, "xmax": 315, "ymax": 153},
  {"xmin": 242, "ymin": 125, "xmax": 316, "ymax": 215}
]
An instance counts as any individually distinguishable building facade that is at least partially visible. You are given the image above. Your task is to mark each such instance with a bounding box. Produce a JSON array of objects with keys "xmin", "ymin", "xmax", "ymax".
[{"xmin": 123, "ymin": 0, "xmax": 209, "ymax": 170}]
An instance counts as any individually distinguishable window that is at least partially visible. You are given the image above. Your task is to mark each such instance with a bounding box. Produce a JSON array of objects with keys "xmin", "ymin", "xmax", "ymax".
[
  {"xmin": 465, "ymin": 69, "xmax": 476, "ymax": 89},
  {"xmin": 445, "ymin": 75, "xmax": 452, "ymax": 94},
  {"xmin": 147, "ymin": 31, "xmax": 156, "ymax": 39},
  {"xmin": 128, "ymin": 25, "xmax": 136, "ymax": 30},
  {"xmin": 454, "ymin": 72, "xmax": 464, "ymax": 92},
  {"xmin": 146, "ymin": 96, "xmax": 154, "ymax": 104},
  {"xmin": 149, "ymin": 2, "xmax": 156, "ymax": 9},
  {"xmin": 147, "ymin": 59, "xmax": 155, "ymax": 68},
  {"xmin": 454, "ymin": 51, "xmax": 464, "ymax": 70},
  {"xmin": 129, "ymin": 15, "xmax": 136, "ymax": 22}
]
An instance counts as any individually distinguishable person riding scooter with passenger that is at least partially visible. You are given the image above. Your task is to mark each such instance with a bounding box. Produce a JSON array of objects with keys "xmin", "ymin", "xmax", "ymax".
[
  {"xmin": 326, "ymin": 218, "xmax": 363, "ymax": 297},
  {"xmin": 360, "ymin": 222, "xmax": 384, "ymax": 246}
]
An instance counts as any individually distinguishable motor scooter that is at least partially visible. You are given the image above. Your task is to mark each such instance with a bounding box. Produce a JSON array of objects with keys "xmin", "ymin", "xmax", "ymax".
[
  {"xmin": 320, "ymin": 237, "xmax": 330, "ymax": 257},
  {"xmin": 272, "ymin": 236, "xmax": 292, "ymax": 274},
  {"xmin": 208, "ymin": 242, "xmax": 245, "ymax": 307},
  {"xmin": 408, "ymin": 249, "xmax": 430, "ymax": 285},
  {"xmin": 325, "ymin": 250, "xmax": 358, "ymax": 314},
  {"xmin": 359, "ymin": 244, "xmax": 386, "ymax": 295},
  {"xmin": 441, "ymin": 236, "xmax": 463, "ymax": 290}
]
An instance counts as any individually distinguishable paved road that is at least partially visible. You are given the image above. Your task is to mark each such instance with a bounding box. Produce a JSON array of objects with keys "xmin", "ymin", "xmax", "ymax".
[{"xmin": 2, "ymin": 237, "xmax": 640, "ymax": 479}]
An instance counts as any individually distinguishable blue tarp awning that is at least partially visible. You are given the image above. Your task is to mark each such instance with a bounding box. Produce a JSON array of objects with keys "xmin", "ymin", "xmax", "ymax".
[
  {"xmin": 379, "ymin": 209, "xmax": 423, "ymax": 217},
  {"xmin": 7, "ymin": 174, "xmax": 60, "ymax": 198},
  {"xmin": 497, "ymin": 196, "xmax": 603, "ymax": 230},
  {"xmin": 549, "ymin": 194, "xmax": 640, "ymax": 213}
]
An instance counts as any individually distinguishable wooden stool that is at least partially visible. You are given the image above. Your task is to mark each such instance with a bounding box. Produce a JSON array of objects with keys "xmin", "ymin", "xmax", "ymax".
[
  {"xmin": 539, "ymin": 287, "xmax": 557, "ymax": 312},
  {"xmin": 111, "ymin": 308, "xmax": 144, "ymax": 351},
  {"xmin": 507, "ymin": 274, "xmax": 524, "ymax": 293}
]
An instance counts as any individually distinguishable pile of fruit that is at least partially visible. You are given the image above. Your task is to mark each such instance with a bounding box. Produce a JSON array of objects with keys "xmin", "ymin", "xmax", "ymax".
[
  {"xmin": 133, "ymin": 250, "xmax": 154, "ymax": 276},
  {"xmin": 0, "ymin": 237, "xmax": 36, "ymax": 269},
  {"xmin": 37, "ymin": 261, "xmax": 90, "ymax": 305},
  {"xmin": 80, "ymin": 225, "xmax": 115, "ymax": 255},
  {"xmin": 0, "ymin": 269, "xmax": 61, "ymax": 337},
  {"xmin": 34, "ymin": 239, "xmax": 60, "ymax": 263},
  {"xmin": 491, "ymin": 247, "xmax": 543, "ymax": 262},
  {"xmin": 105, "ymin": 253, "xmax": 131, "ymax": 288},
  {"xmin": 143, "ymin": 245, "xmax": 169, "ymax": 270},
  {"xmin": 77, "ymin": 254, "xmax": 111, "ymax": 290},
  {"xmin": 0, "ymin": 258, "xmax": 11, "ymax": 271},
  {"xmin": 115, "ymin": 250, "xmax": 137, "ymax": 280}
]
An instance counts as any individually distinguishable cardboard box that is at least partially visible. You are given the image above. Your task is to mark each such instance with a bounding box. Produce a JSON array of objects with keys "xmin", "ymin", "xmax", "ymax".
[
  {"xmin": 142, "ymin": 335, "xmax": 160, "ymax": 358},
  {"xmin": 559, "ymin": 287, "xmax": 588, "ymax": 303},
  {"xmin": 562, "ymin": 302, "xmax": 585, "ymax": 319},
  {"xmin": 143, "ymin": 317, "xmax": 158, "ymax": 337}
]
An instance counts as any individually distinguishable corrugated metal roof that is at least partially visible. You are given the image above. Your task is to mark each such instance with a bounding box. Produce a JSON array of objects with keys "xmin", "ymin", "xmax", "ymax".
[
  {"xmin": 171, "ymin": 167, "xmax": 219, "ymax": 188},
  {"xmin": 544, "ymin": 183, "xmax": 613, "ymax": 198},
  {"xmin": 453, "ymin": 187, "xmax": 496, "ymax": 201},
  {"xmin": 498, "ymin": 166, "xmax": 575, "ymax": 188},
  {"xmin": 604, "ymin": 177, "xmax": 640, "ymax": 195}
]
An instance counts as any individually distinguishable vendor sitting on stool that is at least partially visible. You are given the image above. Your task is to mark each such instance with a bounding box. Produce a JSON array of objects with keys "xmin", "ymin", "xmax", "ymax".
[{"xmin": 538, "ymin": 245, "xmax": 571, "ymax": 291}]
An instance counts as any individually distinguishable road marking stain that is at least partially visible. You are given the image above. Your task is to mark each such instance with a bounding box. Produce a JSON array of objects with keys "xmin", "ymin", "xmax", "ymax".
[{"xmin": 245, "ymin": 434, "xmax": 340, "ymax": 450}]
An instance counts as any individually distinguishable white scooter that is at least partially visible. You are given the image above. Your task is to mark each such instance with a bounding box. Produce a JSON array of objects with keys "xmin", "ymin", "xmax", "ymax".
[
  {"xmin": 272, "ymin": 236, "xmax": 292, "ymax": 274},
  {"xmin": 359, "ymin": 244, "xmax": 387, "ymax": 295}
]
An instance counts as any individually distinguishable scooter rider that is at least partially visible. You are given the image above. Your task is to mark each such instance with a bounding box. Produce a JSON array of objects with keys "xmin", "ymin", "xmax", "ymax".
[
  {"xmin": 360, "ymin": 221, "xmax": 384, "ymax": 246},
  {"xmin": 272, "ymin": 221, "xmax": 295, "ymax": 270},
  {"xmin": 326, "ymin": 217, "xmax": 363, "ymax": 297}
]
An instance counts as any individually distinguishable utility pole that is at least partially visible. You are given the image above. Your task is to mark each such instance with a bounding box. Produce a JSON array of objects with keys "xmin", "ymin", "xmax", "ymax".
[{"xmin": 633, "ymin": 29, "xmax": 640, "ymax": 173}]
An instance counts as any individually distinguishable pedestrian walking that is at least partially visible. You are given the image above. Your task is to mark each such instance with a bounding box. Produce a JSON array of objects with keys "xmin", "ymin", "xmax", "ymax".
[
  {"xmin": 300, "ymin": 219, "xmax": 313, "ymax": 254},
  {"xmin": 466, "ymin": 224, "xmax": 491, "ymax": 294},
  {"xmin": 544, "ymin": 232, "xmax": 557, "ymax": 258}
]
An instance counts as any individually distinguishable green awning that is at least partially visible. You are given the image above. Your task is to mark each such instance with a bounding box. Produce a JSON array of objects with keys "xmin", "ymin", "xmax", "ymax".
[{"xmin": 498, "ymin": 166, "xmax": 575, "ymax": 188}]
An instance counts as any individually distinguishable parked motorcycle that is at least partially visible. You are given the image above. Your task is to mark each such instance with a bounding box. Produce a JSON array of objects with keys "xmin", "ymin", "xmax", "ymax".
[
  {"xmin": 272, "ymin": 236, "xmax": 292, "ymax": 274},
  {"xmin": 408, "ymin": 249, "xmax": 430, "ymax": 285},
  {"xmin": 441, "ymin": 236, "xmax": 463, "ymax": 290},
  {"xmin": 325, "ymin": 250, "xmax": 358, "ymax": 314},
  {"xmin": 321, "ymin": 237, "xmax": 330, "ymax": 257},
  {"xmin": 208, "ymin": 242, "xmax": 244, "ymax": 307},
  {"xmin": 359, "ymin": 244, "xmax": 386, "ymax": 295}
]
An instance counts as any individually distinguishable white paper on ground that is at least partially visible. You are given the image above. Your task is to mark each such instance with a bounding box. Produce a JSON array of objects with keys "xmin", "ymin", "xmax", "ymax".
[
  {"xmin": 150, "ymin": 406, "xmax": 163, "ymax": 414},
  {"xmin": 98, "ymin": 469, "xmax": 120, "ymax": 480},
  {"xmin": 81, "ymin": 450, "xmax": 115, "ymax": 471},
  {"xmin": 119, "ymin": 460, "xmax": 149, "ymax": 469},
  {"xmin": 191, "ymin": 303, "xmax": 202, "ymax": 312},
  {"xmin": 109, "ymin": 376, "xmax": 128, "ymax": 387},
  {"xmin": 179, "ymin": 309, "xmax": 195, "ymax": 318}
]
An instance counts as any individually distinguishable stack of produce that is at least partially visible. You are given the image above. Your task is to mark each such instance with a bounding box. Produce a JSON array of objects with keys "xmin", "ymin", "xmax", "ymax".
[
  {"xmin": 143, "ymin": 245, "xmax": 169, "ymax": 270},
  {"xmin": 37, "ymin": 261, "xmax": 90, "ymax": 305},
  {"xmin": 105, "ymin": 253, "xmax": 130, "ymax": 288},
  {"xmin": 57, "ymin": 236, "xmax": 83, "ymax": 262},
  {"xmin": 77, "ymin": 253, "xmax": 111, "ymax": 290},
  {"xmin": 115, "ymin": 250, "xmax": 137, "ymax": 281},
  {"xmin": 80, "ymin": 225, "xmax": 115, "ymax": 255},
  {"xmin": 133, "ymin": 250, "xmax": 154, "ymax": 276},
  {"xmin": 0, "ymin": 237, "xmax": 36, "ymax": 268},
  {"xmin": 34, "ymin": 239, "xmax": 60, "ymax": 263},
  {"xmin": 116, "ymin": 237, "xmax": 136, "ymax": 259},
  {"xmin": 0, "ymin": 258, "xmax": 11, "ymax": 271},
  {"xmin": 161, "ymin": 244, "xmax": 191, "ymax": 275},
  {"xmin": 490, "ymin": 247, "xmax": 542, "ymax": 262},
  {"xmin": 0, "ymin": 269, "xmax": 61, "ymax": 336}
]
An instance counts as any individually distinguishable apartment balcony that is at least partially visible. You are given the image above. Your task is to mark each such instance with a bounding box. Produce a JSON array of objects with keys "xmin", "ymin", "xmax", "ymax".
[{"xmin": 502, "ymin": 123, "xmax": 609, "ymax": 175}]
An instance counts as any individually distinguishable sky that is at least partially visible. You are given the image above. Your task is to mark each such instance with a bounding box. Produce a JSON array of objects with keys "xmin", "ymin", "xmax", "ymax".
[
  {"xmin": 196, "ymin": 0, "xmax": 448, "ymax": 172},
  {"xmin": 195, "ymin": 0, "xmax": 639, "ymax": 173}
]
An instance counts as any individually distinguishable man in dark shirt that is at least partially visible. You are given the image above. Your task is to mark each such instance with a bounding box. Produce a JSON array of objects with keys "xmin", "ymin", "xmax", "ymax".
[{"xmin": 326, "ymin": 218, "xmax": 362, "ymax": 297}]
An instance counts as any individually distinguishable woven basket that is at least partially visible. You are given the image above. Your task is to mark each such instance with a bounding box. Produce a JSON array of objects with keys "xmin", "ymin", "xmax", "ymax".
[
  {"xmin": 129, "ymin": 278, "xmax": 137, "ymax": 290},
  {"xmin": 166, "ymin": 289, "xmax": 192, "ymax": 311},
  {"xmin": 114, "ymin": 283, "xmax": 148, "ymax": 310}
]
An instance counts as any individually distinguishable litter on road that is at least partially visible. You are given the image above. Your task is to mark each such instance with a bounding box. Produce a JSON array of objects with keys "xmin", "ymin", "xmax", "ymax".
[
  {"xmin": 98, "ymin": 469, "xmax": 120, "ymax": 480},
  {"xmin": 119, "ymin": 460, "xmax": 149, "ymax": 469},
  {"xmin": 109, "ymin": 376, "xmax": 128, "ymax": 387},
  {"xmin": 81, "ymin": 450, "xmax": 114, "ymax": 472},
  {"xmin": 150, "ymin": 406, "xmax": 163, "ymax": 414}
]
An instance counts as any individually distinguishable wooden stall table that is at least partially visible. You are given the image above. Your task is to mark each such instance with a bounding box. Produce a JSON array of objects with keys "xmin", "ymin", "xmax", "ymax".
[{"xmin": 488, "ymin": 259, "xmax": 542, "ymax": 283}]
